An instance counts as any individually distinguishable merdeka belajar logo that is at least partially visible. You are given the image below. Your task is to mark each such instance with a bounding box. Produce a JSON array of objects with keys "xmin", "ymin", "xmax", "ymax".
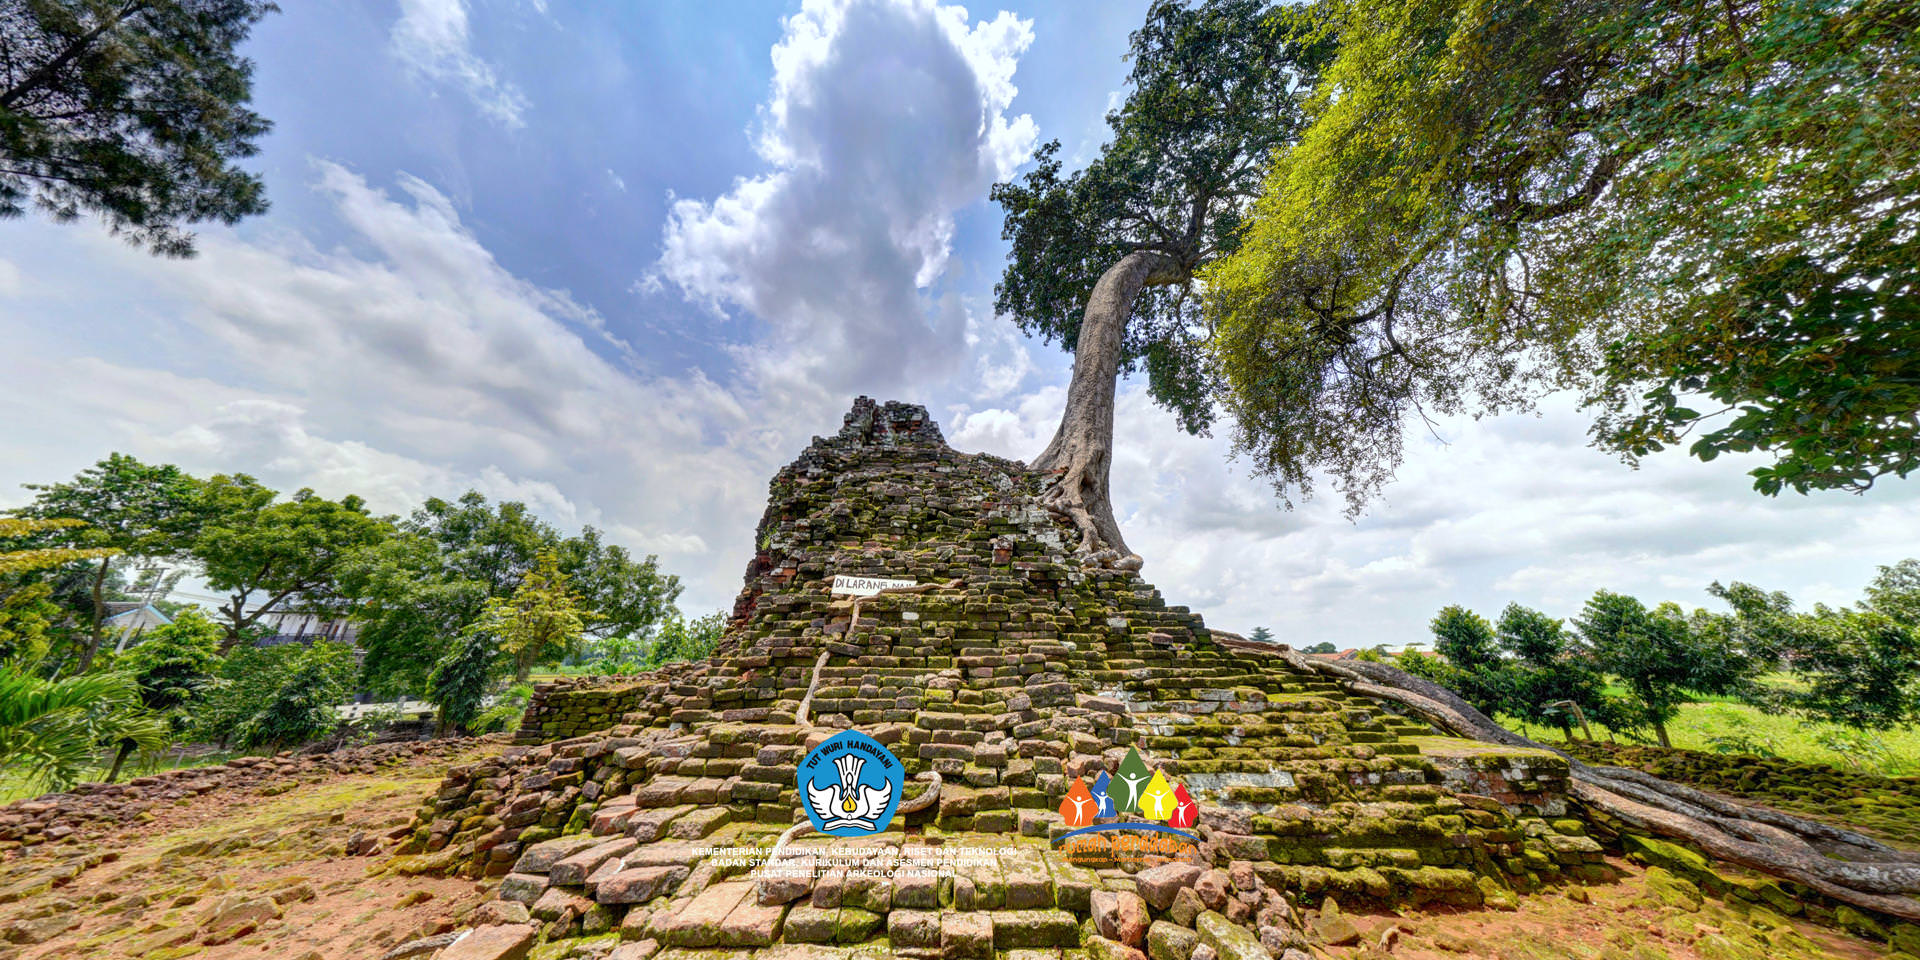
[{"xmin": 1056, "ymin": 747, "xmax": 1199, "ymax": 841}]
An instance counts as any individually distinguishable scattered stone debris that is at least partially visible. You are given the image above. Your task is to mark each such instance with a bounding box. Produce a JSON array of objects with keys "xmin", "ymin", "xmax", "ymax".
[
  {"xmin": 0, "ymin": 737, "xmax": 485, "ymax": 857},
  {"xmin": 398, "ymin": 399, "xmax": 1641, "ymax": 959},
  {"xmin": 4, "ymin": 399, "xmax": 1908, "ymax": 960}
]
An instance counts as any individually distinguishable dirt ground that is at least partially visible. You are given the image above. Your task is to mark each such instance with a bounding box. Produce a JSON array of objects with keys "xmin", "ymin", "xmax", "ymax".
[
  {"xmin": 1316, "ymin": 864, "xmax": 1886, "ymax": 960},
  {"xmin": 0, "ymin": 743, "xmax": 501, "ymax": 960}
]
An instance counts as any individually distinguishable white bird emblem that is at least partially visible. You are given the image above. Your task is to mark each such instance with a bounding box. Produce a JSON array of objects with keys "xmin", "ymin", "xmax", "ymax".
[{"xmin": 805, "ymin": 753, "xmax": 893, "ymax": 831}]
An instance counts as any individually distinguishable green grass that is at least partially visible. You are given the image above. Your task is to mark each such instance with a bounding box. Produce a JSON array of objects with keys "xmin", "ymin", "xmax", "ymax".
[
  {"xmin": 1660, "ymin": 701, "xmax": 1920, "ymax": 776},
  {"xmin": 0, "ymin": 746, "xmax": 249, "ymax": 804},
  {"xmin": 1507, "ymin": 697, "xmax": 1920, "ymax": 777}
]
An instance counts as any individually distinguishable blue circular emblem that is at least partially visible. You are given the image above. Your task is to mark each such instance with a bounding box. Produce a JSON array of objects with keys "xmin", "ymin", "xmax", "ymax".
[{"xmin": 797, "ymin": 730, "xmax": 904, "ymax": 836}]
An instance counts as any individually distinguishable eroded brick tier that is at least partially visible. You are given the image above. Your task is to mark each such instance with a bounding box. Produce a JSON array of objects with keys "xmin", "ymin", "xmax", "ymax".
[{"xmin": 406, "ymin": 398, "xmax": 1605, "ymax": 959}]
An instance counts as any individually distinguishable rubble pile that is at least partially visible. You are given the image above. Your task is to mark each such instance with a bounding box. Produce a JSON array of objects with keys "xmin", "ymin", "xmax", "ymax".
[
  {"xmin": 400, "ymin": 398, "xmax": 1610, "ymax": 960},
  {"xmin": 0, "ymin": 738, "xmax": 478, "ymax": 856}
]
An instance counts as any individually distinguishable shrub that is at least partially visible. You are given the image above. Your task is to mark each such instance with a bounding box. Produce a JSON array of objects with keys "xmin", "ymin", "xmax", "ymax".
[
  {"xmin": 230, "ymin": 641, "xmax": 355, "ymax": 749},
  {"xmin": 428, "ymin": 631, "xmax": 506, "ymax": 733}
]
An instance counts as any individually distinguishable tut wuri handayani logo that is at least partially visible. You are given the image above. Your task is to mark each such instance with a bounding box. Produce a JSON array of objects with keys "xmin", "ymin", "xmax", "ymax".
[{"xmin": 797, "ymin": 730, "xmax": 904, "ymax": 836}]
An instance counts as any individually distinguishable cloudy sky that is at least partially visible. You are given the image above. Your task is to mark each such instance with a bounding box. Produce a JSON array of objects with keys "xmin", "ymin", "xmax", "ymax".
[{"xmin": 3, "ymin": 0, "xmax": 1915, "ymax": 646}]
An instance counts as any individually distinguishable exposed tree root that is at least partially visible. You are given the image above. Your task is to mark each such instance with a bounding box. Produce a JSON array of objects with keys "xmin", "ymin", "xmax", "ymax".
[
  {"xmin": 762, "ymin": 576, "xmax": 965, "ymax": 905},
  {"xmin": 803, "ymin": 578, "xmax": 964, "ymax": 727},
  {"xmin": 1216, "ymin": 636, "xmax": 1920, "ymax": 922}
]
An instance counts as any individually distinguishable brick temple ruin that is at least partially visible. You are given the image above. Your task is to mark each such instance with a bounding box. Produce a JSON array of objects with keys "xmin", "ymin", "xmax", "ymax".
[{"xmin": 406, "ymin": 398, "xmax": 1611, "ymax": 960}]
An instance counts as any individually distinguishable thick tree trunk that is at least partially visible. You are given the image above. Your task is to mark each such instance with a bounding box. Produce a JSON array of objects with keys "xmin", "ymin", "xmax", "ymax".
[
  {"xmin": 1214, "ymin": 636, "xmax": 1920, "ymax": 921},
  {"xmin": 1033, "ymin": 250, "xmax": 1183, "ymax": 568}
]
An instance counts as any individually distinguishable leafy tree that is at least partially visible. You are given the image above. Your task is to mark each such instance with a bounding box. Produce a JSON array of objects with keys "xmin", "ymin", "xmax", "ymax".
[
  {"xmin": 17, "ymin": 454, "xmax": 204, "ymax": 670},
  {"xmin": 1576, "ymin": 591, "xmax": 1751, "ymax": 747},
  {"xmin": 1427, "ymin": 605, "xmax": 1505, "ymax": 716},
  {"xmin": 1698, "ymin": 581, "xmax": 1799, "ymax": 669},
  {"xmin": 192, "ymin": 485, "xmax": 391, "ymax": 650},
  {"xmin": 228, "ymin": 640, "xmax": 352, "ymax": 749},
  {"xmin": 1303, "ymin": 641, "xmax": 1336, "ymax": 655},
  {"xmin": 0, "ymin": 516, "xmax": 119, "ymax": 576},
  {"xmin": 0, "ymin": 583, "xmax": 62, "ymax": 664},
  {"xmin": 103, "ymin": 606, "xmax": 220, "ymax": 778},
  {"xmin": 1411, "ymin": 602, "xmax": 1615, "ymax": 738},
  {"xmin": 117, "ymin": 607, "xmax": 220, "ymax": 713},
  {"xmin": 427, "ymin": 630, "xmax": 503, "ymax": 733},
  {"xmin": 1865, "ymin": 558, "xmax": 1920, "ymax": 627},
  {"xmin": 0, "ymin": 664, "xmax": 165, "ymax": 791},
  {"xmin": 341, "ymin": 492, "xmax": 677, "ymax": 694},
  {"xmin": 991, "ymin": 0, "xmax": 1329, "ymax": 562},
  {"xmin": 1705, "ymin": 564, "xmax": 1920, "ymax": 730},
  {"xmin": 466, "ymin": 550, "xmax": 589, "ymax": 682},
  {"xmin": 1207, "ymin": 0, "xmax": 1920, "ymax": 501},
  {"xmin": 0, "ymin": 0, "xmax": 277, "ymax": 256},
  {"xmin": 553, "ymin": 525, "xmax": 682, "ymax": 643},
  {"xmin": 645, "ymin": 611, "xmax": 724, "ymax": 667},
  {"xmin": 336, "ymin": 530, "xmax": 478, "ymax": 697},
  {"xmin": 1247, "ymin": 625, "xmax": 1274, "ymax": 643},
  {"xmin": 1, "ymin": 517, "xmax": 121, "ymax": 667},
  {"xmin": 1431, "ymin": 605, "xmax": 1497, "ymax": 669},
  {"xmin": 1779, "ymin": 609, "xmax": 1920, "ymax": 730},
  {"xmin": 190, "ymin": 642, "xmax": 288, "ymax": 745},
  {"xmin": 1493, "ymin": 603, "xmax": 1611, "ymax": 738}
]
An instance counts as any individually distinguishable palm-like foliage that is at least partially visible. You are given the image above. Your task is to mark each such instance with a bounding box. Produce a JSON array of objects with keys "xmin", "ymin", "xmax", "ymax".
[{"xmin": 0, "ymin": 667, "xmax": 168, "ymax": 793}]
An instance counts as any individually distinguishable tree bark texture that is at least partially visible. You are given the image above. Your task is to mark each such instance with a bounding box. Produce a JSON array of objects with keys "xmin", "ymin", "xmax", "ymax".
[
  {"xmin": 1214, "ymin": 636, "xmax": 1920, "ymax": 921},
  {"xmin": 79, "ymin": 556, "xmax": 110, "ymax": 672},
  {"xmin": 1032, "ymin": 250, "xmax": 1184, "ymax": 569}
]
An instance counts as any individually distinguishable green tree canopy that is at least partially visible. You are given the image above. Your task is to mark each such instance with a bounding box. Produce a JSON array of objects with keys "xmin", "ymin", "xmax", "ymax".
[
  {"xmin": 465, "ymin": 549, "xmax": 589, "ymax": 682},
  {"xmin": 1782, "ymin": 608, "xmax": 1920, "ymax": 730},
  {"xmin": 1865, "ymin": 558, "xmax": 1920, "ymax": 627},
  {"xmin": 0, "ymin": 0, "xmax": 277, "ymax": 255},
  {"xmin": 1699, "ymin": 563, "xmax": 1920, "ymax": 730},
  {"xmin": 226, "ymin": 640, "xmax": 352, "ymax": 750},
  {"xmin": 989, "ymin": 0, "xmax": 1330, "ymax": 560},
  {"xmin": 1492, "ymin": 603, "xmax": 1612, "ymax": 736},
  {"xmin": 1575, "ymin": 591, "xmax": 1753, "ymax": 747},
  {"xmin": 341, "ymin": 492, "xmax": 679, "ymax": 695},
  {"xmin": 427, "ymin": 630, "xmax": 503, "ymax": 734},
  {"xmin": 17, "ymin": 453, "xmax": 206, "ymax": 669},
  {"xmin": 191, "ymin": 482, "xmax": 392, "ymax": 649},
  {"xmin": 116, "ymin": 606, "xmax": 221, "ymax": 713},
  {"xmin": 1205, "ymin": 0, "xmax": 1920, "ymax": 508},
  {"xmin": 1429, "ymin": 605, "xmax": 1497, "ymax": 668},
  {"xmin": 0, "ymin": 517, "xmax": 119, "ymax": 577},
  {"xmin": 1406, "ymin": 602, "xmax": 1615, "ymax": 738},
  {"xmin": 645, "ymin": 611, "xmax": 724, "ymax": 668},
  {"xmin": 1425, "ymin": 604, "xmax": 1504, "ymax": 715}
]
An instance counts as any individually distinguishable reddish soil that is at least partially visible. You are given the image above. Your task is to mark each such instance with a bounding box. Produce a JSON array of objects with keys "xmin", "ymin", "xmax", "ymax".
[{"xmin": 0, "ymin": 743, "xmax": 502, "ymax": 959}]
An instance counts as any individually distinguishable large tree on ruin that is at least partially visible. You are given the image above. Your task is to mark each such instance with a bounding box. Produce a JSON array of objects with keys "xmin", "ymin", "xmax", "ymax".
[
  {"xmin": 991, "ymin": 0, "xmax": 1330, "ymax": 568},
  {"xmin": 996, "ymin": 0, "xmax": 1920, "ymax": 920}
]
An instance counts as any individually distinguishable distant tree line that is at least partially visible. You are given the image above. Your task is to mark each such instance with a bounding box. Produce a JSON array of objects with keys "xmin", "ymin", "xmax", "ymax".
[
  {"xmin": 1398, "ymin": 562, "xmax": 1920, "ymax": 748},
  {"xmin": 1, "ymin": 453, "xmax": 720, "ymax": 791}
]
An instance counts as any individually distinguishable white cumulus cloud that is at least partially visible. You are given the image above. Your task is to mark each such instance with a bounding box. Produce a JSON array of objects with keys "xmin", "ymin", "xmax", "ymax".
[
  {"xmin": 650, "ymin": 0, "xmax": 1037, "ymax": 403},
  {"xmin": 391, "ymin": 0, "xmax": 531, "ymax": 129}
]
